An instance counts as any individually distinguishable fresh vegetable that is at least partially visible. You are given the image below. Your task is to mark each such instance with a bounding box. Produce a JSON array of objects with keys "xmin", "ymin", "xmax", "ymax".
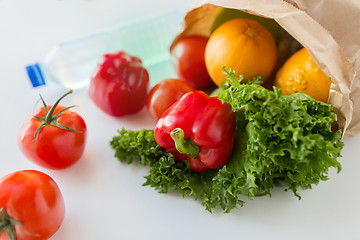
[
  {"xmin": 274, "ymin": 48, "xmax": 332, "ymax": 102},
  {"xmin": 18, "ymin": 90, "xmax": 87, "ymax": 170},
  {"xmin": 110, "ymin": 68, "xmax": 343, "ymax": 213},
  {"xmin": 89, "ymin": 51, "xmax": 149, "ymax": 116},
  {"xmin": 154, "ymin": 90, "xmax": 236, "ymax": 172},
  {"xmin": 146, "ymin": 78, "xmax": 194, "ymax": 120},
  {"xmin": 0, "ymin": 170, "xmax": 65, "ymax": 240},
  {"xmin": 171, "ymin": 35, "xmax": 213, "ymax": 89},
  {"xmin": 217, "ymin": 67, "xmax": 342, "ymax": 197},
  {"xmin": 205, "ymin": 18, "xmax": 277, "ymax": 87}
]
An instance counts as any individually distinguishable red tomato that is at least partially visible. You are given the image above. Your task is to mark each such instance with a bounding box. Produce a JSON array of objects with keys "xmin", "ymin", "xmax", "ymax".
[
  {"xmin": 171, "ymin": 35, "xmax": 212, "ymax": 89},
  {"xmin": 89, "ymin": 51, "xmax": 149, "ymax": 117},
  {"xmin": 18, "ymin": 91, "xmax": 87, "ymax": 170},
  {"xmin": 146, "ymin": 78, "xmax": 194, "ymax": 120},
  {"xmin": 0, "ymin": 170, "xmax": 65, "ymax": 240}
]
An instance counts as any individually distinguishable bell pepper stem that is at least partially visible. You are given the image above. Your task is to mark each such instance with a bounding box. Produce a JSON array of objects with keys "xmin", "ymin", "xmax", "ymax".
[{"xmin": 170, "ymin": 128, "xmax": 199, "ymax": 159}]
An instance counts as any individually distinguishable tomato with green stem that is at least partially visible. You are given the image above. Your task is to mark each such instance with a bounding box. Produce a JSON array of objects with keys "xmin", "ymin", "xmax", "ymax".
[
  {"xmin": 0, "ymin": 170, "xmax": 65, "ymax": 240},
  {"xmin": 18, "ymin": 90, "xmax": 87, "ymax": 169}
]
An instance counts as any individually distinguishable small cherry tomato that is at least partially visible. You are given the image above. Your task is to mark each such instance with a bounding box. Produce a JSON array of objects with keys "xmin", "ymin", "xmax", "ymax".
[
  {"xmin": 171, "ymin": 35, "xmax": 212, "ymax": 89},
  {"xmin": 18, "ymin": 91, "xmax": 87, "ymax": 170},
  {"xmin": 0, "ymin": 170, "xmax": 65, "ymax": 240},
  {"xmin": 146, "ymin": 78, "xmax": 195, "ymax": 120},
  {"xmin": 89, "ymin": 51, "xmax": 149, "ymax": 116}
]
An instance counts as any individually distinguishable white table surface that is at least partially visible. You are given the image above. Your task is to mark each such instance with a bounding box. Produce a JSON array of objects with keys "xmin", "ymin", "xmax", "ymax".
[{"xmin": 1, "ymin": 0, "xmax": 360, "ymax": 239}]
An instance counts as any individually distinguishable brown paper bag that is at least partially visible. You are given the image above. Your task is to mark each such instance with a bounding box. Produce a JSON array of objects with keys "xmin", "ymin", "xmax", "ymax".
[{"xmin": 171, "ymin": 0, "xmax": 360, "ymax": 138}]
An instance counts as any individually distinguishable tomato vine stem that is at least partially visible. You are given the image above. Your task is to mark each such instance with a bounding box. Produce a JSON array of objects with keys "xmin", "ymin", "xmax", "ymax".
[
  {"xmin": 0, "ymin": 208, "xmax": 21, "ymax": 240},
  {"xmin": 33, "ymin": 90, "xmax": 82, "ymax": 141}
]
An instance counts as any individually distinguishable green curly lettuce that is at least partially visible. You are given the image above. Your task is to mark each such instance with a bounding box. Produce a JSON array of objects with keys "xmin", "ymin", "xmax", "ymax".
[
  {"xmin": 217, "ymin": 67, "xmax": 343, "ymax": 199},
  {"xmin": 110, "ymin": 129, "xmax": 217, "ymax": 207},
  {"xmin": 110, "ymin": 68, "xmax": 343, "ymax": 213}
]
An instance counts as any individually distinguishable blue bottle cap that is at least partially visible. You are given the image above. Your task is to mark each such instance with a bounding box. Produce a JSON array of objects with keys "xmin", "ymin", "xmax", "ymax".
[{"xmin": 26, "ymin": 63, "xmax": 46, "ymax": 87}]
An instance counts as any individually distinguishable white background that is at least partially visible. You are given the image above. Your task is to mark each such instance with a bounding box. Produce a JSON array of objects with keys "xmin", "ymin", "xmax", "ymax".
[{"xmin": 1, "ymin": 0, "xmax": 360, "ymax": 239}]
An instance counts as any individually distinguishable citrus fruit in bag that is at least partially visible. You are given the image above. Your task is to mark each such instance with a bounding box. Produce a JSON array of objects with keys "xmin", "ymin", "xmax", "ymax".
[
  {"xmin": 205, "ymin": 18, "xmax": 277, "ymax": 87},
  {"xmin": 211, "ymin": 8, "xmax": 281, "ymax": 44},
  {"xmin": 274, "ymin": 48, "xmax": 332, "ymax": 102}
]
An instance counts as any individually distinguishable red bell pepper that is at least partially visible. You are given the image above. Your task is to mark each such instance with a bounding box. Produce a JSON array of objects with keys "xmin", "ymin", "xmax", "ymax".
[
  {"xmin": 88, "ymin": 51, "xmax": 149, "ymax": 117},
  {"xmin": 154, "ymin": 90, "xmax": 236, "ymax": 172}
]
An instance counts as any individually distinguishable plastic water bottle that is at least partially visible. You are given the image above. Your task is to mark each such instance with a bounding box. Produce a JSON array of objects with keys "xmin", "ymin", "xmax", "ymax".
[{"xmin": 26, "ymin": 12, "xmax": 183, "ymax": 89}]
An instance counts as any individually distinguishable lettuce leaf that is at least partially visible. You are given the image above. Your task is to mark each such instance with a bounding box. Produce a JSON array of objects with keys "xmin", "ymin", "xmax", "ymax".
[
  {"xmin": 216, "ymin": 68, "xmax": 343, "ymax": 202},
  {"xmin": 110, "ymin": 69, "xmax": 343, "ymax": 213}
]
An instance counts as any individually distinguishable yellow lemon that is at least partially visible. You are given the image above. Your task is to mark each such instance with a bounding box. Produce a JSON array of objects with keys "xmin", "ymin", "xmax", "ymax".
[{"xmin": 274, "ymin": 48, "xmax": 331, "ymax": 102}]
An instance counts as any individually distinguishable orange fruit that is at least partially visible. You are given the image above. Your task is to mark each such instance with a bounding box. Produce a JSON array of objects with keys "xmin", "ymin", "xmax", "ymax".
[
  {"xmin": 205, "ymin": 18, "xmax": 277, "ymax": 86},
  {"xmin": 211, "ymin": 8, "xmax": 282, "ymax": 44},
  {"xmin": 274, "ymin": 48, "xmax": 332, "ymax": 102}
]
